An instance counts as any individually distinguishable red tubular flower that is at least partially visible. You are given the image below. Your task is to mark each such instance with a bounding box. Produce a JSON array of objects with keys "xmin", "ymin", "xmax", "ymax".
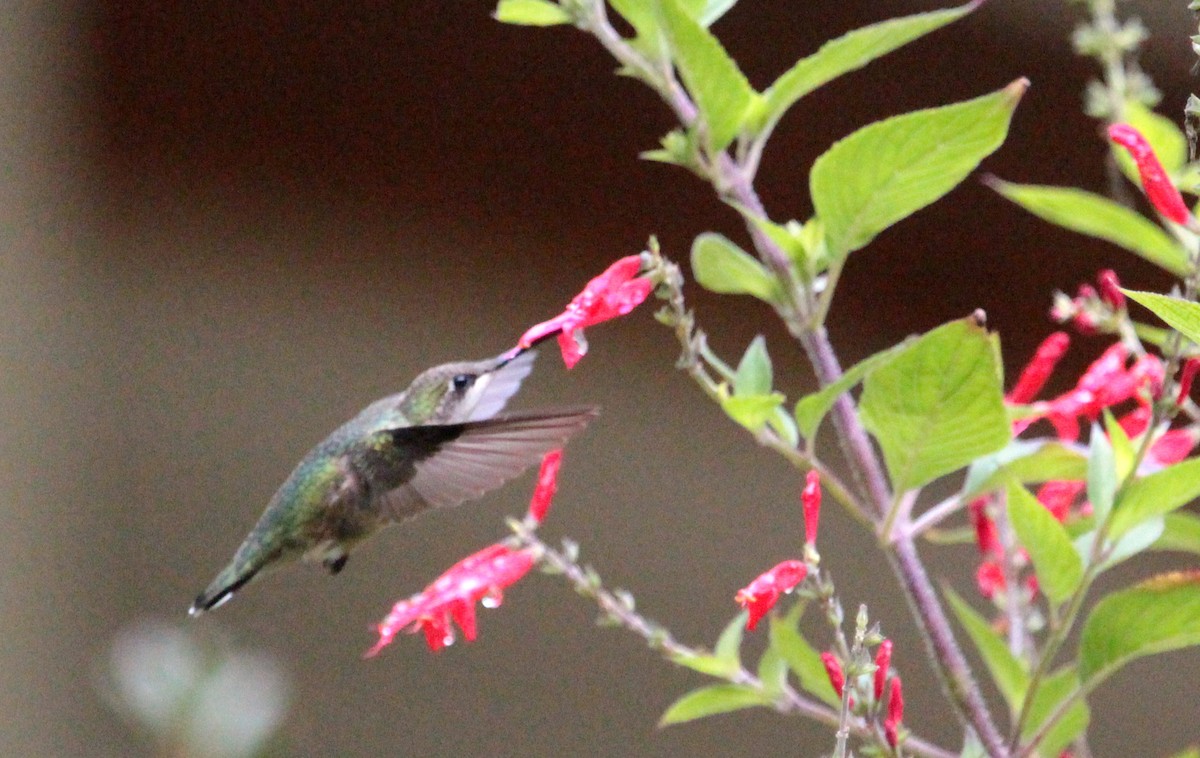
[
  {"xmin": 1035, "ymin": 480, "xmax": 1085, "ymax": 522},
  {"xmin": 820, "ymin": 651, "xmax": 845, "ymax": 698},
  {"xmin": 1007, "ymin": 332, "xmax": 1070, "ymax": 405},
  {"xmin": 1178, "ymin": 359, "xmax": 1200, "ymax": 406},
  {"xmin": 1096, "ymin": 269, "xmax": 1125, "ymax": 310},
  {"xmin": 526, "ymin": 450, "xmax": 562, "ymax": 524},
  {"xmin": 366, "ymin": 543, "xmax": 536, "ymax": 656},
  {"xmin": 802, "ymin": 470, "xmax": 821, "ymax": 547},
  {"xmin": 884, "ymin": 676, "xmax": 905, "ymax": 749},
  {"xmin": 976, "ymin": 561, "xmax": 1006, "ymax": 600},
  {"xmin": 734, "ymin": 560, "xmax": 808, "ymax": 631},
  {"xmin": 969, "ymin": 497, "xmax": 1000, "ymax": 558},
  {"xmin": 873, "ymin": 639, "xmax": 892, "ymax": 701},
  {"xmin": 1149, "ymin": 428, "xmax": 1198, "ymax": 467},
  {"xmin": 1108, "ymin": 123, "xmax": 1194, "ymax": 227},
  {"xmin": 515, "ymin": 255, "xmax": 654, "ymax": 368},
  {"xmin": 1118, "ymin": 405, "xmax": 1152, "ymax": 438}
]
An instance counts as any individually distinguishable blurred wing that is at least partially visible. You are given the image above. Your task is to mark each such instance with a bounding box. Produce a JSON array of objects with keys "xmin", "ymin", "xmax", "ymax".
[
  {"xmin": 465, "ymin": 350, "xmax": 537, "ymax": 422},
  {"xmin": 379, "ymin": 407, "xmax": 597, "ymax": 522}
]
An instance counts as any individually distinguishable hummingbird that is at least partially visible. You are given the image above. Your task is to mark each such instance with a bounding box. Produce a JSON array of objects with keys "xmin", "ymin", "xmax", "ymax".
[{"xmin": 190, "ymin": 349, "xmax": 596, "ymax": 616}]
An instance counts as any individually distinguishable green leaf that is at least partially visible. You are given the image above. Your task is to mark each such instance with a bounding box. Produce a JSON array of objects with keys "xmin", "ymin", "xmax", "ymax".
[
  {"xmin": 946, "ymin": 588, "xmax": 1028, "ymax": 711},
  {"xmin": 756, "ymin": 645, "xmax": 788, "ymax": 697},
  {"xmin": 1020, "ymin": 667, "xmax": 1090, "ymax": 758},
  {"xmin": 768, "ymin": 607, "xmax": 840, "ymax": 706},
  {"xmin": 658, "ymin": 683, "xmax": 772, "ymax": 726},
  {"xmin": 988, "ymin": 181, "xmax": 1188, "ymax": 276},
  {"xmin": 793, "ymin": 338, "xmax": 912, "ymax": 440},
  {"xmin": 1153, "ymin": 512, "xmax": 1200, "ymax": 555},
  {"xmin": 812, "ymin": 79, "xmax": 1026, "ymax": 260},
  {"xmin": 767, "ymin": 406, "xmax": 799, "ymax": 448},
  {"xmin": 1124, "ymin": 290, "xmax": 1200, "ymax": 346},
  {"xmin": 1086, "ymin": 423, "xmax": 1117, "ymax": 524},
  {"xmin": 721, "ymin": 392, "xmax": 786, "ymax": 432},
  {"xmin": 734, "ymin": 335, "xmax": 773, "ymax": 396},
  {"xmin": 690, "ymin": 232, "xmax": 777, "ymax": 302},
  {"xmin": 609, "ymin": 0, "xmax": 659, "ymax": 38},
  {"xmin": 659, "ymin": 0, "xmax": 755, "ymax": 152},
  {"xmin": 859, "ymin": 318, "xmax": 1010, "ymax": 491},
  {"xmin": 1102, "ymin": 410, "xmax": 1136, "ymax": 482},
  {"xmin": 961, "ymin": 441, "xmax": 1087, "ymax": 499},
  {"xmin": 1006, "ymin": 481, "xmax": 1084, "ymax": 605},
  {"xmin": 1113, "ymin": 102, "xmax": 1189, "ymax": 186},
  {"xmin": 698, "ymin": 0, "xmax": 737, "ymax": 27},
  {"xmin": 1080, "ymin": 571, "xmax": 1200, "ymax": 684},
  {"xmin": 668, "ymin": 650, "xmax": 739, "ymax": 677},
  {"xmin": 1076, "ymin": 517, "xmax": 1164, "ymax": 573},
  {"xmin": 493, "ymin": 0, "xmax": 572, "ymax": 26},
  {"xmin": 714, "ymin": 610, "xmax": 746, "ymax": 668},
  {"xmin": 1109, "ymin": 456, "xmax": 1200, "ymax": 539},
  {"xmin": 1166, "ymin": 747, "xmax": 1200, "ymax": 758},
  {"xmin": 759, "ymin": 3, "xmax": 975, "ymax": 134}
]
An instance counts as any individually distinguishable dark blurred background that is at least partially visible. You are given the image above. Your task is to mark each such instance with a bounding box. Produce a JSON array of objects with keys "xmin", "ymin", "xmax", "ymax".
[{"xmin": 3, "ymin": 1, "xmax": 1198, "ymax": 755}]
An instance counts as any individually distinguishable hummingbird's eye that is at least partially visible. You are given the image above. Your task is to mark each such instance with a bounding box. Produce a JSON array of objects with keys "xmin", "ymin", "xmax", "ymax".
[{"xmin": 451, "ymin": 373, "xmax": 476, "ymax": 393}]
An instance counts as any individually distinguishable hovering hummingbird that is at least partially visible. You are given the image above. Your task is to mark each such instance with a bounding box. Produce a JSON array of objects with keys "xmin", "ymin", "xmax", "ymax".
[{"xmin": 190, "ymin": 350, "xmax": 596, "ymax": 616}]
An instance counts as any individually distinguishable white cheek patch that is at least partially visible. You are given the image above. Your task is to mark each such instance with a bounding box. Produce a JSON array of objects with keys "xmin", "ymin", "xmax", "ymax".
[{"xmin": 464, "ymin": 351, "xmax": 537, "ymax": 422}]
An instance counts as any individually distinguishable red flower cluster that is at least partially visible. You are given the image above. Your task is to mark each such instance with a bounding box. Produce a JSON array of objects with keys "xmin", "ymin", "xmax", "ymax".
[
  {"xmin": 1107, "ymin": 123, "xmax": 1195, "ymax": 228},
  {"xmin": 515, "ymin": 255, "xmax": 654, "ymax": 368},
  {"xmin": 734, "ymin": 560, "xmax": 808, "ymax": 631},
  {"xmin": 820, "ymin": 641, "xmax": 904, "ymax": 750}
]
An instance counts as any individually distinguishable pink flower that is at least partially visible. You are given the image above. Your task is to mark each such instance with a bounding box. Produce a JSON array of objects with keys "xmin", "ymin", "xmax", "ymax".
[
  {"xmin": 734, "ymin": 560, "xmax": 808, "ymax": 631},
  {"xmin": 1177, "ymin": 359, "xmax": 1200, "ymax": 406},
  {"xmin": 1096, "ymin": 269, "xmax": 1125, "ymax": 310},
  {"xmin": 969, "ymin": 497, "xmax": 1001, "ymax": 559},
  {"xmin": 1035, "ymin": 480, "xmax": 1084, "ymax": 522},
  {"xmin": 1007, "ymin": 332, "xmax": 1070, "ymax": 405},
  {"xmin": 976, "ymin": 561, "xmax": 1006, "ymax": 600},
  {"xmin": 884, "ymin": 676, "xmax": 905, "ymax": 749},
  {"xmin": 820, "ymin": 651, "xmax": 845, "ymax": 698},
  {"xmin": 366, "ymin": 543, "xmax": 536, "ymax": 656},
  {"xmin": 1148, "ymin": 428, "xmax": 1198, "ymax": 467},
  {"xmin": 802, "ymin": 470, "xmax": 821, "ymax": 547},
  {"xmin": 526, "ymin": 450, "xmax": 562, "ymax": 524},
  {"xmin": 1108, "ymin": 123, "xmax": 1194, "ymax": 227},
  {"xmin": 873, "ymin": 639, "xmax": 892, "ymax": 701},
  {"xmin": 515, "ymin": 255, "xmax": 654, "ymax": 368}
]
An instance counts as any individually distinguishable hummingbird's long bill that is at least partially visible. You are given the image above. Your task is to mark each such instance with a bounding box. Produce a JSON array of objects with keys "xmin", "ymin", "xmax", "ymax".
[{"xmin": 189, "ymin": 351, "xmax": 597, "ymax": 616}]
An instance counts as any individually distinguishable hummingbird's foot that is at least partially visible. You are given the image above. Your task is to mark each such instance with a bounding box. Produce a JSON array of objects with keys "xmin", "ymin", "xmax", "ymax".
[{"xmin": 324, "ymin": 553, "xmax": 348, "ymax": 575}]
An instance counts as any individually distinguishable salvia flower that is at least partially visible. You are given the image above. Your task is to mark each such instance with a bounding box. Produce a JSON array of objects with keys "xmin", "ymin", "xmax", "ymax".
[
  {"xmin": 873, "ymin": 639, "xmax": 892, "ymax": 701},
  {"xmin": 1096, "ymin": 269, "xmax": 1125, "ymax": 310},
  {"xmin": 820, "ymin": 651, "xmax": 845, "ymax": 698},
  {"xmin": 1007, "ymin": 332, "xmax": 1070, "ymax": 406},
  {"xmin": 1108, "ymin": 123, "xmax": 1195, "ymax": 228},
  {"xmin": 883, "ymin": 676, "xmax": 905, "ymax": 749},
  {"xmin": 802, "ymin": 470, "xmax": 821, "ymax": 547},
  {"xmin": 366, "ymin": 543, "xmax": 536, "ymax": 656},
  {"xmin": 976, "ymin": 561, "xmax": 1006, "ymax": 600},
  {"xmin": 515, "ymin": 254, "xmax": 654, "ymax": 368},
  {"xmin": 734, "ymin": 560, "xmax": 808, "ymax": 631},
  {"xmin": 1177, "ymin": 358, "xmax": 1200, "ymax": 406},
  {"xmin": 526, "ymin": 450, "xmax": 562, "ymax": 525}
]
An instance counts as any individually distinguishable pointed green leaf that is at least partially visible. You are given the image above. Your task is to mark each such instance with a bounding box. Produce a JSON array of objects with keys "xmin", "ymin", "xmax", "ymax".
[
  {"xmin": 1077, "ymin": 517, "xmax": 1164, "ymax": 573},
  {"xmin": 812, "ymin": 79, "xmax": 1026, "ymax": 259},
  {"xmin": 962, "ymin": 441, "xmax": 1087, "ymax": 499},
  {"xmin": 714, "ymin": 610, "xmax": 746, "ymax": 668},
  {"xmin": 1080, "ymin": 571, "xmax": 1200, "ymax": 684},
  {"xmin": 859, "ymin": 318, "xmax": 1010, "ymax": 491},
  {"xmin": 756, "ymin": 645, "xmax": 788, "ymax": 697},
  {"xmin": 759, "ymin": 3, "xmax": 975, "ymax": 133},
  {"xmin": 698, "ymin": 0, "xmax": 737, "ymax": 27},
  {"xmin": 659, "ymin": 0, "xmax": 755, "ymax": 152},
  {"xmin": 988, "ymin": 181, "xmax": 1188, "ymax": 276},
  {"xmin": 609, "ymin": 0, "xmax": 659, "ymax": 39},
  {"xmin": 494, "ymin": 0, "xmax": 572, "ymax": 26},
  {"xmin": 793, "ymin": 338, "xmax": 913, "ymax": 441},
  {"xmin": 690, "ymin": 232, "xmax": 778, "ymax": 302},
  {"xmin": 659, "ymin": 683, "xmax": 772, "ymax": 726},
  {"xmin": 1113, "ymin": 102, "xmax": 1189, "ymax": 187},
  {"xmin": 1102, "ymin": 410, "xmax": 1136, "ymax": 482},
  {"xmin": 768, "ymin": 406, "xmax": 799, "ymax": 447},
  {"xmin": 945, "ymin": 588, "xmax": 1028, "ymax": 711},
  {"xmin": 721, "ymin": 392, "xmax": 786, "ymax": 432},
  {"xmin": 1007, "ymin": 481, "xmax": 1084, "ymax": 605},
  {"xmin": 668, "ymin": 650, "xmax": 740, "ymax": 677},
  {"xmin": 1020, "ymin": 667, "xmax": 1090, "ymax": 758},
  {"xmin": 1124, "ymin": 290, "xmax": 1200, "ymax": 346},
  {"xmin": 734, "ymin": 335, "xmax": 773, "ymax": 396},
  {"xmin": 768, "ymin": 607, "xmax": 840, "ymax": 706},
  {"xmin": 1086, "ymin": 424, "xmax": 1117, "ymax": 524},
  {"xmin": 1153, "ymin": 512, "xmax": 1200, "ymax": 555},
  {"xmin": 1109, "ymin": 456, "xmax": 1200, "ymax": 539}
]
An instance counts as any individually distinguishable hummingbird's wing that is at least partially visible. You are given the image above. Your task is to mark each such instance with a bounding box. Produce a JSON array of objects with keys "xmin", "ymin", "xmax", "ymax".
[{"xmin": 377, "ymin": 407, "xmax": 597, "ymax": 521}]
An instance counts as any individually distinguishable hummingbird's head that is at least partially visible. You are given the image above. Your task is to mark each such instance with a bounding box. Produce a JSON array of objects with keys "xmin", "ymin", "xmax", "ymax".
[{"xmin": 401, "ymin": 350, "xmax": 537, "ymax": 424}]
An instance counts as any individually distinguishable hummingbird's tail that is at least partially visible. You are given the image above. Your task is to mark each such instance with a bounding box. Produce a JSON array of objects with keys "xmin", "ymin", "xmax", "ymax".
[{"xmin": 189, "ymin": 561, "xmax": 263, "ymax": 617}]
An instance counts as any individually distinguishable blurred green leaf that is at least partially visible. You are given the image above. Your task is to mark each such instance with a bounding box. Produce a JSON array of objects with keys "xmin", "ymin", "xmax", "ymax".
[
  {"xmin": 609, "ymin": 0, "xmax": 659, "ymax": 38},
  {"xmin": 768, "ymin": 406, "xmax": 799, "ymax": 447},
  {"xmin": 989, "ymin": 182, "xmax": 1188, "ymax": 276},
  {"xmin": 659, "ymin": 683, "xmax": 772, "ymax": 726},
  {"xmin": 715, "ymin": 611, "xmax": 747, "ymax": 668},
  {"xmin": 1007, "ymin": 481, "xmax": 1084, "ymax": 605},
  {"xmin": 1103, "ymin": 410, "xmax": 1136, "ymax": 482},
  {"xmin": 756, "ymin": 645, "xmax": 788, "ymax": 697},
  {"xmin": 660, "ymin": 0, "xmax": 756, "ymax": 152},
  {"xmin": 1086, "ymin": 423, "xmax": 1117, "ymax": 525},
  {"xmin": 1153, "ymin": 512, "xmax": 1200, "ymax": 555},
  {"xmin": 1124, "ymin": 290, "xmax": 1200, "ymax": 346},
  {"xmin": 759, "ymin": 3, "xmax": 975, "ymax": 134},
  {"xmin": 1080, "ymin": 571, "xmax": 1200, "ymax": 684},
  {"xmin": 734, "ymin": 335, "xmax": 773, "ymax": 396},
  {"xmin": 812, "ymin": 79, "xmax": 1025, "ymax": 260},
  {"xmin": 1113, "ymin": 102, "xmax": 1189, "ymax": 186},
  {"xmin": 769, "ymin": 606, "xmax": 840, "ymax": 706},
  {"xmin": 1109, "ymin": 456, "xmax": 1200, "ymax": 539},
  {"xmin": 859, "ymin": 318, "xmax": 1010, "ymax": 491},
  {"xmin": 946, "ymin": 588, "xmax": 1028, "ymax": 711},
  {"xmin": 668, "ymin": 650, "xmax": 739, "ymax": 677},
  {"xmin": 793, "ymin": 338, "xmax": 912, "ymax": 441},
  {"xmin": 962, "ymin": 441, "xmax": 1087, "ymax": 499},
  {"xmin": 493, "ymin": 0, "xmax": 572, "ymax": 25},
  {"xmin": 691, "ymin": 232, "xmax": 777, "ymax": 302},
  {"xmin": 1076, "ymin": 517, "xmax": 1164, "ymax": 573},
  {"xmin": 697, "ymin": 0, "xmax": 737, "ymax": 26},
  {"xmin": 1021, "ymin": 667, "xmax": 1089, "ymax": 758},
  {"xmin": 721, "ymin": 392, "xmax": 786, "ymax": 432}
]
